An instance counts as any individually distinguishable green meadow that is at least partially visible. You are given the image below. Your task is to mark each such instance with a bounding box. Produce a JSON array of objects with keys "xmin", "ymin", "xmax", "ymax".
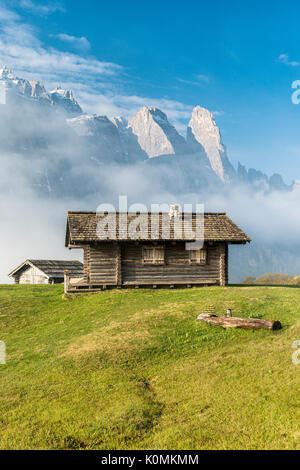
[{"xmin": 0, "ymin": 284, "xmax": 299, "ymax": 450}]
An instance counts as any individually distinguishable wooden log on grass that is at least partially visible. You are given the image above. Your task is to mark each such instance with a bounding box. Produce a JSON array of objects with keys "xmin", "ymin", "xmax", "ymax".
[{"xmin": 197, "ymin": 314, "xmax": 282, "ymax": 330}]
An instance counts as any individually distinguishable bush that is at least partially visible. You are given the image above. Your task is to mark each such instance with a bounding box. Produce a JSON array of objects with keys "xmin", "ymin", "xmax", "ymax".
[
  {"xmin": 241, "ymin": 272, "xmax": 300, "ymax": 285},
  {"xmin": 241, "ymin": 276, "xmax": 256, "ymax": 284}
]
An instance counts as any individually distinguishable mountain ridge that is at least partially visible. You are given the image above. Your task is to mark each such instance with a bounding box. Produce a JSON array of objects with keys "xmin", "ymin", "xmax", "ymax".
[{"xmin": 0, "ymin": 65, "xmax": 292, "ymax": 193}]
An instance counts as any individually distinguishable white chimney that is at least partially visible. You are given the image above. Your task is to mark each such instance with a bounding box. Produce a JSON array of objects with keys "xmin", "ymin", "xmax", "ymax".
[
  {"xmin": 169, "ymin": 204, "xmax": 180, "ymax": 219},
  {"xmin": 293, "ymin": 180, "xmax": 300, "ymax": 192}
]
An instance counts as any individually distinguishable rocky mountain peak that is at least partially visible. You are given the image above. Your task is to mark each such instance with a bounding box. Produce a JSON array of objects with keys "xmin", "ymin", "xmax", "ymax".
[
  {"xmin": 110, "ymin": 116, "xmax": 128, "ymax": 128},
  {"xmin": 67, "ymin": 113, "xmax": 125, "ymax": 163},
  {"xmin": 128, "ymin": 106, "xmax": 187, "ymax": 158},
  {"xmin": 29, "ymin": 80, "xmax": 51, "ymax": 101},
  {"xmin": 0, "ymin": 67, "xmax": 51, "ymax": 105},
  {"xmin": 187, "ymin": 105, "xmax": 236, "ymax": 182},
  {"xmin": 49, "ymin": 86, "xmax": 82, "ymax": 115},
  {"xmin": 148, "ymin": 106, "xmax": 168, "ymax": 122},
  {"xmin": 67, "ymin": 114, "xmax": 114, "ymax": 136},
  {"xmin": 0, "ymin": 67, "xmax": 81, "ymax": 114}
]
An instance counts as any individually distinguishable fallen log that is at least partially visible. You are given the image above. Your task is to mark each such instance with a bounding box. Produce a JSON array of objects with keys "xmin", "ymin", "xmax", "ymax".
[{"xmin": 197, "ymin": 314, "xmax": 282, "ymax": 330}]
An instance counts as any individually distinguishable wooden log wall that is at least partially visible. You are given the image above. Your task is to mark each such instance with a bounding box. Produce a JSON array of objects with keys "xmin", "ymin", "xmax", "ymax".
[
  {"xmin": 219, "ymin": 253, "xmax": 225, "ymax": 286},
  {"xmin": 82, "ymin": 241, "xmax": 228, "ymax": 287},
  {"xmin": 225, "ymin": 243, "xmax": 229, "ymax": 285},
  {"xmin": 116, "ymin": 244, "xmax": 122, "ymax": 286},
  {"xmin": 121, "ymin": 242, "xmax": 225, "ymax": 285},
  {"xmin": 87, "ymin": 243, "xmax": 118, "ymax": 285},
  {"xmin": 18, "ymin": 266, "xmax": 48, "ymax": 284},
  {"xmin": 83, "ymin": 246, "xmax": 90, "ymax": 283}
]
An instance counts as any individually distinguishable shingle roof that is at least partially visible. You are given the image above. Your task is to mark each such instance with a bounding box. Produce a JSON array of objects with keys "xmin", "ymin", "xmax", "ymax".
[
  {"xmin": 65, "ymin": 212, "xmax": 250, "ymax": 245},
  {"xmin": 9, "ymin": 260, "xmax": 83, "ymax": 278}
]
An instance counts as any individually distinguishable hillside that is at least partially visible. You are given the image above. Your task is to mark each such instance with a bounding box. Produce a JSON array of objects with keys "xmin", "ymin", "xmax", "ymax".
[{"xmin": 0, "ymin": 285, "xmax": 299, "ymax": 450}]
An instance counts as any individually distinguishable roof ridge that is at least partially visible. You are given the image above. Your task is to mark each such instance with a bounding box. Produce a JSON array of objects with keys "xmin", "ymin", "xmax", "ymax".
[
  {"xmin": 67, "ymin": 211, "xmax": 227, "ymax": 215},
  {"xmin": 27, "ymin": 259, "xmax": 83, "ymax": 262}
]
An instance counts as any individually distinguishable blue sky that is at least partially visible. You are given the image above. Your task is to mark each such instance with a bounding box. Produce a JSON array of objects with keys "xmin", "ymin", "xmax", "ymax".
[{"xmin": 1, "ymin": 0, "xmax": 300, "ymax": 182}]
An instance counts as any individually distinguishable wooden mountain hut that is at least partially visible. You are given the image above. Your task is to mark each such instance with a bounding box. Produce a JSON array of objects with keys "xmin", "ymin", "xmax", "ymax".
[{"xmin": 64, "ymin": 210, "xmax": 250, "ymax": 292}]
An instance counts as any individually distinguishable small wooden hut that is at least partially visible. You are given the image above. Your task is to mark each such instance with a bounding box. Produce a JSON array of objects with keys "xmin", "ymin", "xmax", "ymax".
[
  {"xmin": 9, "ymin": 259, "xmax": 83, "ymax": 284},
  {"xmin": 64, "ymin": 211, "xmax": 250, "ymax": 292}
]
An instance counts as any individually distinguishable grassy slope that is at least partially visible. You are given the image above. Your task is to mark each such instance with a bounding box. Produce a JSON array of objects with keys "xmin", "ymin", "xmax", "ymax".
[{"xmin": 0, "ymin": 284, "xmax": 299, "ymax": 450}]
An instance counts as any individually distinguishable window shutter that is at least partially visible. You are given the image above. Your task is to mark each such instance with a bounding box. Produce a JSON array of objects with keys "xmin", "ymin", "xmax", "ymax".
[
  {"xmin": 189, "ymin": 250, "xmax": 198, "ymax": 263},
  {"xmin": 154, "ymin": 246, "xmax": 165, "ymax": 264},
  {"xmin": 199, "ymin": 247, "xmax": 207, "ymax": 265},
  {"xmin": 143, "ymin": 247, "xmax": 154, "ymax": 264},
  {"xmin": 189, "ymin": 247, "xmax": 207, "ymax": 265},
  {"xmin": 143, "ymin": 246, "xmax": 165, "ymax": 264}
]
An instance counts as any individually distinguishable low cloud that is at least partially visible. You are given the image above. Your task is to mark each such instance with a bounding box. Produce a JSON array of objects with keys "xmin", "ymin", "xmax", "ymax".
[
  {"xmin": 55, "ymin": 33, "xmax": 91, "ymax": 51},
  {"xmin": 19, "ymin": 0, "xmax": 65, "ymax": 16},
  {"xmin": 0, "ymin": 4, "xmax": 20, "ymax": 22},
  {"xmin": 278, "ymin": 53, "xmax": 299, "ymax": 67},
  {"xmin": 0, "ymin": 4, "xmax": 121, "ymax": 82},
  {"xmin": 195, "ymin": 74, "xmax": 210, "ymax": 83},
  {"xmin": 177, "ymin": 74, "xmax": 210, "ymax": 87},
  {"xmin": 0, "ymin": 40, "xmax": 121, "ymax": 78},
  {"xmin": 212, "ymin": 110, "xmax": 224, "ymax": 117}
]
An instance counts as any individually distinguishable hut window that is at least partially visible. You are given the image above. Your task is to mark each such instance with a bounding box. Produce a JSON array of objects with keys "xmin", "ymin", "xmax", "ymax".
[
  {"xmin": 189, "ymin": 247, "xmax": 207, "ymax": 265},
  {"xmin": 143, "ymin": 246, "xmax": 165, "ymax": 264}
]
